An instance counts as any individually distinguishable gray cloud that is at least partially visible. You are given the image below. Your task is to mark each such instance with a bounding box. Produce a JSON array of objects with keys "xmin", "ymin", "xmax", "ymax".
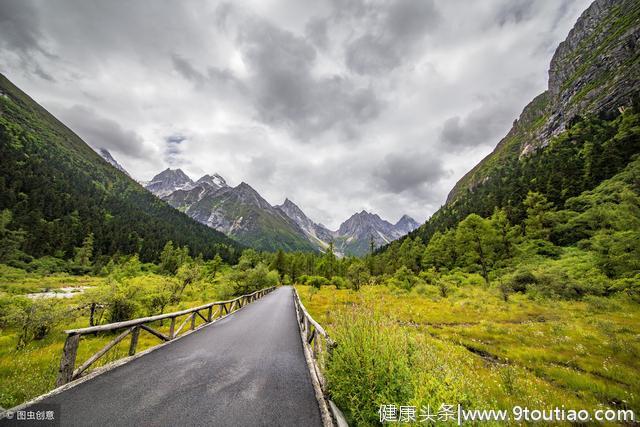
[
  {"xmin": 439, "ymin": 78, "xmax": 538, "ymax": 150},
  {"xmin": 0, "ymin": 0, "xmax": 43, "ymax": 53},
  {"xmin": 55, "ymin": 105, "xmax": 149, "ymax": 158},
  {"xmin": 374, "ymin": 152, "xmax": 449, "ymax": 196},
  {"xmin": 0, "ymin": 0, "xmax": 593, "ymax": 228},
  {"xmin": 343, "ymin": 0, "xmax": 440, "ymax": 75},
  {"xmin": 238, "ymin": 18, "xmax": 382, "ymax": 140}
]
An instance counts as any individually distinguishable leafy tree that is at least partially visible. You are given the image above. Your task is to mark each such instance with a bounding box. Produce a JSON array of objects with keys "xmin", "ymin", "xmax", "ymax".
[
  {"xmin": 490, "ymin": 208, "xmax": 518, "ymax": 259},
  {"xmin": 347, "ymin": 260, "xmax": 370, "ymax": 291},
  {"xmin": 270, "ymin": 249, "xmax": 286, "ymax": 278},
  {"xmin": 159, "ymin": 241, "xmax": 190, "ymax": 275},
  {"xmin": 206, "ymin": 254, "xmax": 223, "ymax": 279},
  {"xmin": 422, "ymin": 230, "xmax": 456, "ymax": 271},
  {"xmin": 455, "ymin": 214, "xmax": 496, "ymax": 284}
]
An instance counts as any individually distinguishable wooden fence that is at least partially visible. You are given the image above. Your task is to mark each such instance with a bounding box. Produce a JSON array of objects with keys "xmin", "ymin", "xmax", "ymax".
[
  {"xmin": 292, "ymin": 288, "xmax": 342, "ymax": 426},
  {"xmin": 56, "ymin": 287, "xmax": 275, "ymax": 387}
]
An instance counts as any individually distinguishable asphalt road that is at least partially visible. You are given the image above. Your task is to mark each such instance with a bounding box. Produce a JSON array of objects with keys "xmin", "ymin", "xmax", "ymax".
[{"xmin": 24, "ymin": 286, "xmax": 323, "ymax": 427}]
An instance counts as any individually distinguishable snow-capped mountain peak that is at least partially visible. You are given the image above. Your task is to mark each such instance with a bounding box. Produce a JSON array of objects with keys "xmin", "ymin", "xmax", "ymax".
[
  {"xmin": 196, "ymin": 173, "xmax": 228, "ymax": 190},
  {"xmin": 97, "ymin": 148, "xmax": 130, "ymax": 176},
  {"xmin": 145, "ymin": 168, "xmax": 195, "ymax": 198}
]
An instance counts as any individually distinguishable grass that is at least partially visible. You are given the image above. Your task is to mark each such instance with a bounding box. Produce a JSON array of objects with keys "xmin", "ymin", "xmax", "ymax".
[
  {"xmin": 297, "ymin": 283, "xmax": 640, "ymax": 426},
  {"xmin": 0, "ymin": 267, "xmax": 238, "ymax": 408}
]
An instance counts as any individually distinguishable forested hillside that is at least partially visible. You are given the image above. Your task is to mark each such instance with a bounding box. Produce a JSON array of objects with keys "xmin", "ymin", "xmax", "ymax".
[
  {"xmin": 392, "ymin": 0, "xmax": 640, "ymax": 253},
  {"xmin": 0, "ymin": 74, "xmax": 242, "ymax": 268}
]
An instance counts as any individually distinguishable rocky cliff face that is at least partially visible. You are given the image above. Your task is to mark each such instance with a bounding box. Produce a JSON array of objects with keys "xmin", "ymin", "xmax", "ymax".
[
  {"xmin": 537, "ymin": 0, "xmax": 640, "ymax": 150},
  {"xmin": 449, "ymin": 0, "xmax": 640, "ymax": 202}
]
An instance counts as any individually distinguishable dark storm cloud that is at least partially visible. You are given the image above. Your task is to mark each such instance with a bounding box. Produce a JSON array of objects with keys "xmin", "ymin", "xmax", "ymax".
[
  {"xmin": 343, "ymin": 0, "xmax": 440, "ymax": 75},
  {"xmin": 0, "ymin": 0, "xmax": 56, "ymax": 80},
  {"xmin": 238, "ymin": 19, "xmax": 382, "ymax": 140},
  {"xmin": 55, "ymin": 105, "xmax": 149, "ymax": 158},
  {"xmin": 439, "ymin": 79, "xmax": 537, "ymax": 150},
  {"xmin": 374, "ymin": 152, "xmax": 448, "ymax": 195},
  {"xmin": 0, "ymin": 0, "xmax": 43, "ymax": 53}
]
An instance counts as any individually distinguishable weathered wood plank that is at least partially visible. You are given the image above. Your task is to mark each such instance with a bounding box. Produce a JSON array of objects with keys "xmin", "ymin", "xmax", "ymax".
[
  {"xmin": 128, "ymin": 326, "xmax": 140, "ymax": 356},
  {"xmin": 73, "ymin": 328, "xmax": 133, "ymax": 379},
  {"xmin": 169, "ymin": 317, "xmax": 176, "ymax": 340},
  {"xmin": 197, "ymin": 310, "xmax": 209, "ymax": 323},
  {"xmin": 140, "ymin": 324, "xmax": 170, "ymax": 342},
  {"xmin": 56, "ymin": 334, "xmax": 81, "ymax": 386}
]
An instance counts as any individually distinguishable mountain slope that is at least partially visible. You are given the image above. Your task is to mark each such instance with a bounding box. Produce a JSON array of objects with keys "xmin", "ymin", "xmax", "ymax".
[
  {"xmin": 164, "ymin": 182, "xmax": 317, "ymax": 252},
  {"xmin": 400, "ymin": 0, "xmax": 640, "ymax": 249},
  {"xmin": 334, "ymin": 210, "xmax": 408, "ymax": 256},
  {"xmin": 98, "ymin": 148, "xmax": 130, "ymax": 176},
  {"xmin": 0, "ymin": 73, "xmax": 241, "ymax": 263},
  {"xmin": 276, "ymin": 199, "xmax": 335, "ymax": 251}
]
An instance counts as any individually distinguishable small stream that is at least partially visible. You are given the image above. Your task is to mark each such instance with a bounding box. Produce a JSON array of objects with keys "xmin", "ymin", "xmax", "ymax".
[{"xmin": 26, "ymin": 286, "xmax": 89, "ymax": 299}]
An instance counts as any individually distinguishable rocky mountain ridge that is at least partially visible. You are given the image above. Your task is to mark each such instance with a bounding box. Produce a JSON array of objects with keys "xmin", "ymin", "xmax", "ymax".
[
  {"xmin": 145, "ymin": 169, "xmax": 419, "ymax": 255},
  {"xmin": 447, "ymin": 0, "xmax": 639, "ymax": 203}
]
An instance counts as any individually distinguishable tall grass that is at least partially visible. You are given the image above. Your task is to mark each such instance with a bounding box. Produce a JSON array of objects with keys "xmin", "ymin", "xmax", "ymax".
[{"xmin": 326, "ymin": 308, "xmax": 413, "ymax": 425}]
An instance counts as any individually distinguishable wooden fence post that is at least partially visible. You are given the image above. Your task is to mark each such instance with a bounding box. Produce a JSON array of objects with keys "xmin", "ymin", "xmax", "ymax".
[
  {"xmin": 129, "ymin": 326, "xmax": 140, "ymax": 356},
  {"xmin": 190, "ymin": 312, "xmax": 196, "ymax": 330},
  {"xmin": 57, "ymin": 334, "xmax": 81, "ymax": 386},
  {"xmin": 207, "ymin": 306, "xmax": 213, "ymax": 322},
  {"xmin": 169, "ymin": 317, "xmax": 176, "ymax": 339}
]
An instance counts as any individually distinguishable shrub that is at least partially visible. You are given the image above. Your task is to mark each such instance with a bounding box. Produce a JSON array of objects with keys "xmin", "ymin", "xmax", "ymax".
[
  {"xmin": 303, "ymin": 275, "xmax": 330, "ymax": 289},
  {"xmin": 330, "ymin": 276, "xmax": 348, "ymax": 289},
  {"xmin": 108, "ymin": 295, "xmax": 139, "ymax": 323},
  {"xmin": 393, "ymin": 266, "xmax": 420, "ymax": 290},
  {"xmin": 25, "ymin": 256, "xmax": 70, "ymax": 274},
  {"xmin": 4, "ymin": 297, "xmax": 67, "ymax": 348},
  {"xmin": 509, "ymin": 270, "xmax": 538, "ymax": 293}
]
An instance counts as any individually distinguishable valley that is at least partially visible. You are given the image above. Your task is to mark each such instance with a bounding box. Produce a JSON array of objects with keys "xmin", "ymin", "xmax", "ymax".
[{"xmin": 0, "ymin": 0, "xmax": 638, "ymax": 425}]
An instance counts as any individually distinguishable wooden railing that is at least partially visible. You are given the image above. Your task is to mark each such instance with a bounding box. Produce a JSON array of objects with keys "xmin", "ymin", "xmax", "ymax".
[
  {"xmin": 56, "ymin": 287, "xmax": 275, "ymax": 387},
  {"xmin": 292, "ymin": 288, "xmax": 340, "ymax": 426}
]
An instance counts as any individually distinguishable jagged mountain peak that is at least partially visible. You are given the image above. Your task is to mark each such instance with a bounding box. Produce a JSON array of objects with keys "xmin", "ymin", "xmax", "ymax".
[
  {"xmin": 197, "ymin": 173, "xmax": 227, "ymax": 189},
  {"xmin": 145, "ymin": 168, "xmax": 195, "ymax": 198},
  {"xmin": 97, "ymin": 148, "xmax": 129, "ymax": 176},
  {"xmin": 395, "ymin": 214, "xmax": 420, "ymax": 234},
  {"xmin": 155, "ymin": 167, "xmax": 190, "ymax": 180}
]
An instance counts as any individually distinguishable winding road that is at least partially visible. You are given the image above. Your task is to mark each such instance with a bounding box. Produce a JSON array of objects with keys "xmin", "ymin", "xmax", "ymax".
[{"xmin": 24, "ymin": 287, "xmax": 323, "ymax": 427}]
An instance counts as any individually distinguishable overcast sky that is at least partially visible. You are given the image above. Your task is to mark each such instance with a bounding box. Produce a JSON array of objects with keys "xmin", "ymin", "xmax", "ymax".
[{"xmin": 0, "ymin": 0, "xmax": 592, "ymax": 229}]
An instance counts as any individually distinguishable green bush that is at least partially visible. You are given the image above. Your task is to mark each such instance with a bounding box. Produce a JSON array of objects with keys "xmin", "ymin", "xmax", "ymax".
[
  {"xmin": 108, "ymin": 295, "xmax": 139, "ymax": 323},
  {"xmin": 330, "ymin": 276, "xmax": 348, "ymax": 289},
  {"xmin": 509, "ymin": 270, "xmax": 538, "ymax": 293}
]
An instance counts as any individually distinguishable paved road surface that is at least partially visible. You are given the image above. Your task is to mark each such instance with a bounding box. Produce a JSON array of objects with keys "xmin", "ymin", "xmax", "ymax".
[{"xmin": 25, "ymin": 287, "xmax": 323, "ymax": 427}]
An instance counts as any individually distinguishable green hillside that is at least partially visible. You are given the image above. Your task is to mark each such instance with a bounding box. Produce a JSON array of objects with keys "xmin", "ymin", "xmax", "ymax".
[
  {"xmin": 395, "ymin": 0, "xmax": 640, "ymax": 251},
  {"xmin": 0, "ymin": 74, "xmax": 242, "ymax": 266}
]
